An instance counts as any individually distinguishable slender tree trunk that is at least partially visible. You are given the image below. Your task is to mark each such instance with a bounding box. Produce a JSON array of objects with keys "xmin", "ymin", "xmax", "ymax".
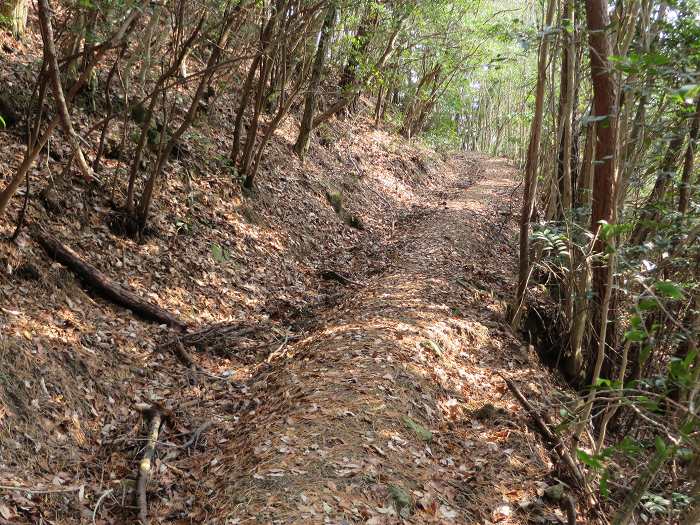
[
  {"xmin": 679, "ymin": 96, "xmax": 700, "ymax": 214},
  {"xmin": 510, "ymin": 0, "xmax": 556, "ymax": 325},
  {"xmin": 0, "ymin": 2, "xmax": 143, "ymax": 217},
  {"xmin": 559, "ymin": 0, "xmax": 575, "ymax": 214},
  {"xmin": 567, "ymin": 121, "xmax": 595, "ymax": 380},
  {"xmin": 294, "ymin": 2, "xmax": 336, "ymax": 159},
  {"xmin": 338, "ymin": 8, "xmax": 376, "ymax": 113},
  {"xmin": 585, "ymin": 0, "xmax": 619, "ymax": 374},
  {"xmin": 38, "ymin": 0, "xmax": 94, "ymax": 181},
  {"xmin": 136, "ymin": 13, "xmax": 236, "ymax": 233},
  {"xmin": 629, "ymin": 131, "xmax": 686, "ymax": 244}
]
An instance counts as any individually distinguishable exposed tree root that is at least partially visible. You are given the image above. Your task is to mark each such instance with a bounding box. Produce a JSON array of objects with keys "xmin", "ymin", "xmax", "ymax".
[
  {"xmin": 499, "ymin": 373, "xmax": 586, "ymax": 489},
  {"xmin": 33, "ymin": 229, "xmax": 187, "ymax": 330}
]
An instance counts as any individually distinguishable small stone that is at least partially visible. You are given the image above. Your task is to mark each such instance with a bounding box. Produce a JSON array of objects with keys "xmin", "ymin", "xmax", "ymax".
[{"xmin": 544, "ymin": 483, "xmax": 565, "ymax": 501}]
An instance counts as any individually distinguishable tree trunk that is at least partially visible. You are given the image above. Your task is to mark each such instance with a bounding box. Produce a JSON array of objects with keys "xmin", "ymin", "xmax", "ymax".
[
  {"xmin": 559, "ymin": 0, "xmax": 575, "ymax": 215},
  {"xmin": 294, "ymin": 3, "xmax": 336, "ymax": 160},
  {"xmin": 629, "ymin": 130, "xmax": 686, "ymax": 245},
  {"xmin": 2, "ymin": 0, "xmax": 28, "ymax": 37},
  {"xmin": 679, "ymin": 95, "xmax": 700, "ymax": 214},
  {"xmin": 38, "ymin": 0, "xmax": 94, "ymax": 181},
  {"xmin": 510, "ymin": 0, "xmax": 556, "ymax": 325},
  {"xmin": 338, "ymin": 8, "xmax": 376, "ymax": 113},
  {"xmin": 585, "ymin": 0, "xmax": 619, "ymax": 376},
  {"xmin": 0, "ymin": 3, "xmax": 143, "ymax": 217},
  {"xmin": 136, "ymin": 13, "xmax": 236, "ymax": 233}
]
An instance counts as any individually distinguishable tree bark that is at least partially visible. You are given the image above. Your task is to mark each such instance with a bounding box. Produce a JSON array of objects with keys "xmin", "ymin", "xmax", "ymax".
[
  {"xmin": 585, "ymin": 0, "xmax": 619, "ymax": 372},
  {"xmin": 2, "ymin": 0, "xmax": 28, "ymax": 38},
  {"xmin": 294, "ymin": 2, "xmax": 336, "ymax": 159},
  {"xmin": 510, "ymin": 0, "xmax": 556, "ymax": 325},
  {"xmin": 679, "ymin": 95, "xmax": 700, "ymax": 214}
]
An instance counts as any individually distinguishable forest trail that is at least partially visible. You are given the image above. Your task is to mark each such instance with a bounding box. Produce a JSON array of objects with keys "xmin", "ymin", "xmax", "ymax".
[{"xmin": 206, "ymin": 157, "xmax": 565, "ymax": 524}]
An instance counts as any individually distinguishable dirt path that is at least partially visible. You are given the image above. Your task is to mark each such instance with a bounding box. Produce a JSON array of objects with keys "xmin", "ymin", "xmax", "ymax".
[{"xmin": 205, "ymin": 157, "xmax": 562, "ymax": 524}]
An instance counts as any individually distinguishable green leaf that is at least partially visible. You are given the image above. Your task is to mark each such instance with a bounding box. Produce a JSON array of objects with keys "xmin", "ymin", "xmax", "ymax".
[
  {"xmin": 211, "ymin": 243, "xmax": 227, "ymax": 263},
  {"xmin": 576, "ymin": 449, "xmax": 604, "ymax": 470},
  {"xmin": 637, "ymin": 298, "xmax": 659, "ymax": 311},
  {"xmin": 624, "ymin": 329, "xmax": 647, "ymax": 342},
  {"xmin": 616, "ymin": 436, "xmax": 642, "ymax": 456},
  {"xmin": 388, "ymin": 485, "xmax": 412, "ymax": 517},
  {"xmin": 600, "ymin": 471, "xmax": 609, "ymax": 498},
  {"xmin": 654, "ymin": 437, "xmax": 667, "ymax": 455},
  {"xmin": 654, "ymin": 281, "xmax": 683, "ymax": 300},
  {"xmin": 402, "ymin": 416, "xmax": 433, "ymax": 442}
]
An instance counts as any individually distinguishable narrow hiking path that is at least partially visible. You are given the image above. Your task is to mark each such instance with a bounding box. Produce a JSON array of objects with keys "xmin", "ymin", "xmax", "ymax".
[{"xmin": 203, "ymin": 157, "xmax": 566, "ymax": 524}]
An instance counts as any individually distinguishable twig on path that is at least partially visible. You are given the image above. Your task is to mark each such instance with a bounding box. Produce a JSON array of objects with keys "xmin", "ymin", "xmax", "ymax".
[
  {"xmin": 182, "ymin": 420, "xmax": 215, "ymax": 450},
  {"xmin": 0, "ymin": 485, "xmax": 83, "ymax": 494},
  {"xmin": 266, "ymin": 332, "xmax": 290, "ymax": 363},
  {"xmin": 498, "ymin": 373, "xmax": 586, "ymax": 488},
  {"xmin": 173, "ymin": 339, "xmax": 199, "ymax": 385},
  {"xmin": 136, "ymin": 406, "xmax": 163, "ymax": 525},
  {"xmin": 92, "ymin": 488, "xmax": 114, "ymax": 524},
  {"xmin": 319, "ymin": 268, "xmax": 363, "ymax": 286}
]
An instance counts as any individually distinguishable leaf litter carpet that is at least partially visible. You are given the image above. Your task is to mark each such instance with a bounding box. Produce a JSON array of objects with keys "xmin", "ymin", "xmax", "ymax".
[
  {"xmin": 209, "ymin": 158, "xmax": 567, "ymax": 524},
  {"xmin": 0, "ymin": 154, "xmax": 568, "ymax": 524}
]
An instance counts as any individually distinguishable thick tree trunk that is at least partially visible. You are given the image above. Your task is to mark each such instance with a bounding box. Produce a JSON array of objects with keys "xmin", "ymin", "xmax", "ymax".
[
  {"xmin": 510, "ymin": 0, "xmax": 556, "ymax": 325},
  {"xmin": 2, "ymin": 0, "xmax": 28, "ymax": 37}
]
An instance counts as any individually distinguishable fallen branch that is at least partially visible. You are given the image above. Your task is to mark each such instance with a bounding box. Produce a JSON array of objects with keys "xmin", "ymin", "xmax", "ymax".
[
  {"xmin": 173, "ymin": 340, "xmax": 198, "ymax": 385},
  {"xmin": 34, "ymin": 229, "xmax": 187, "ymax": 331},
  {"xmin": 159, "ymin": 321, "xmax": 266, "ymax": 354},
  {"xmin": 499, "ymin": 373, "xmax": 586, "ymax": 489},
  {"xmin": 0, "ymin": 484, "xmax": 83, "ymax": 494},
  {"xmin": 319, "ymin": 268, "xmax": 362, "ymax": 286},
  {"xmin": 182, "ymin": 420, "xmax": 214, "ymax": 450},
  {"xmin": 136, "ymin": 407, "xmax": 163, "ymax": 525}
]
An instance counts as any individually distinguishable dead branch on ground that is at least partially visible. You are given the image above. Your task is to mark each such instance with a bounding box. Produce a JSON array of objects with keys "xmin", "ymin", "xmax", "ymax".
[
  {"xmin": 34, "ymin": 229, "xmax": 187, "ymax": 330},
  {"xmin": 136, "ymin": 406, "xmax": 163, "ymax": 525},
  {"xmin": 499, "ymin": 373, "xmax": 586, "ymax": 488}
]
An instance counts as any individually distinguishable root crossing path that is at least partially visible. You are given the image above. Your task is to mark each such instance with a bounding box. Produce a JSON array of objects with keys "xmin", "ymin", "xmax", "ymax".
[{"xmin": 210, "ymin": 157, "xmax": 563, "ymax": 524}]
